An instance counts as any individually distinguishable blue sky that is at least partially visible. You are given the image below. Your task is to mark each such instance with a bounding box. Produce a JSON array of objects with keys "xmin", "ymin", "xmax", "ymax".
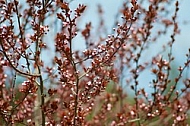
[
  {"xmin": 67, "ymin": 0, "xmax": 190, "ymax": 93},
  {"xmin": 69, "ymin": 0, "xmax": 190, "ymax": 58},
  {"xmin": 16, "ymin": 0, "xmax": 189, "ymax": 93}
]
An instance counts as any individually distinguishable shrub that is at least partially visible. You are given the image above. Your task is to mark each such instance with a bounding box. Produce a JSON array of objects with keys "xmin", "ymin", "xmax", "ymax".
[{"xmin": 0, "ymin": 0, "xmax": 189, "ymax": 125}]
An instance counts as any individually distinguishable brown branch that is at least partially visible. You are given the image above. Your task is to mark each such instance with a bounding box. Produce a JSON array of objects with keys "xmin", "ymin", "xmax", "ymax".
[{"xmin": 0, "ymin": 40, "xmax": 40, "ymax": 77}]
